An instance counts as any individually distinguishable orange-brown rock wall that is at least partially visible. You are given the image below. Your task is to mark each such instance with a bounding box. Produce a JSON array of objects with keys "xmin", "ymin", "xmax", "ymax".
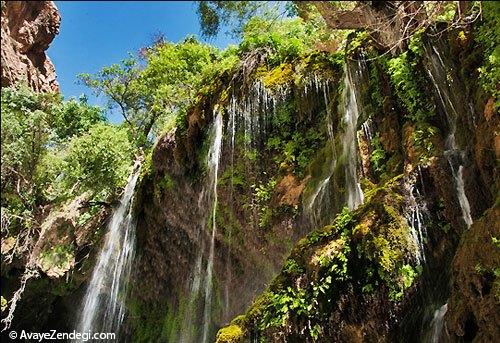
[{"xmin": 1, "ymin": 1, "xmax": 60, "ymax": 92}]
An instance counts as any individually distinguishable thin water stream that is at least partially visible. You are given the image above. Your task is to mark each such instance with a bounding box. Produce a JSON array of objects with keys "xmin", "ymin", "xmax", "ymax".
[
  {"xmin": 76, "ymin": 160, "xmax": 142, "ymax": 338},
  {"xmin": 424, "ymin": 45, "xmax": 473, "ymax": 228},
  {"xmin": 201, "ymin": 110, "xmax": 224, "ymax": 343},
  {"xmin": 306, "ymin": 63, "xmax": 365, "ymax": 227}
]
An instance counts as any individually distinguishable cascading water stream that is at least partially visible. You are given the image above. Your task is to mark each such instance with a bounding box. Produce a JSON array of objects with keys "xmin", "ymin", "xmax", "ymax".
[
  {"xmin": 424, "ymin": 45, "xmax": 473, "ymax": 228},
  {"xmin": 180, "ymin": 83, "xmax": 278, "ymax": 343},
  {"xmin": 76, "ymin": 160, "xmax": 142, "ymax": 338},
  {"xmin": 449, "ymin": 163, "xmax": 473, "ymax": 227},
  {"xmin": 429, "ymin": 303, "xmax": 448, "ymax": 343},
  {"xmin": 201, "ymin": 110, "xmax": 224, "ymax": 343},
  {"xmin": 178, "ymin": 190, "xmax": 207, "ymax": 343},
  {"xmin": 224, "ymin": 95, "xmax": 237, "ymax": 320},
  {"xmin": 342, "ymin": 64, "xmax": 364, "ymax": 210},
  {"xmin": 304, "ymin": 76, "xmax": 336, "ymax": 227},
  {"xmin": 305, "ymin": 63, "xmax": 366, "ymax": 226},
  {"xmin": 404, "ymin": 183, "xmax": 428, "ymax": 263}
]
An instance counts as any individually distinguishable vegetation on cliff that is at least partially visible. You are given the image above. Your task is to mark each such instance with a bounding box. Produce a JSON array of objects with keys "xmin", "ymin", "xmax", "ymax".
[{"xmin": 1, "ymin": 1, "xmax": 498, "ymax": 342}]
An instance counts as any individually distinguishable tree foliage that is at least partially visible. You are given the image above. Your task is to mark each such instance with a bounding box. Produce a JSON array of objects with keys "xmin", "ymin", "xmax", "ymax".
[
  {"xmin": 79, "ymin": 37, "xmax": 218, "ymax": 139},
  {"xmin": 1, "ymin": 86, "xmax": 104, "ymax": 210},
  {"xmin": 240, "ymin": 17, "xmax": 330, "ymax": 65},
  {"xmin": 140, "ymin": 36, "xmax": 218, "ymax": 133},
  {"xmin": 197, "ymin": 1, "xmax": 288, "ymax": 38},
  {"xmin": 197, "ymin": 1, "xmax": 483, "ymax": 53},
  {"xmin": 1, "ymin": 86, "xmax": 133, "ymax": 234},
  {"xmin": 476, "ymin": 1, "xmax": 500, "ymax": 107},
  {"xmin": 78, "ymin": 58, "xmax": 148, "ymax": 138},
  {"xmin": 43, "ymin": 123, "xmax": 135, "ymax": 201}
]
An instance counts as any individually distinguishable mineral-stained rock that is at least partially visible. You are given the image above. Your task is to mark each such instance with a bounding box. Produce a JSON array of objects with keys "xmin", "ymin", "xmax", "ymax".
[{"xmin": 1, "ymin": 1, "xmax": 60, "ymax": 92}]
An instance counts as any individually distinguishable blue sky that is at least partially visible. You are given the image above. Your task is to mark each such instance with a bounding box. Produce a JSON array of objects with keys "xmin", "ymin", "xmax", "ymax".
[{"xmin": 48, "ymin": 1, "xmax": 236, "ymax": 121}]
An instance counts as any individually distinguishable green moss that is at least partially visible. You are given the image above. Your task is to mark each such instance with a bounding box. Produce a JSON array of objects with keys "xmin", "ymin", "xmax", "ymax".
[
  {"xmin": 1, "ymin": 296, "xmax": 7, "ymax": 312},
  {"xmin": 389, "ymin": 264, "xmax": 422, "ymax": 301},
  {"xmin": 412, "ymin": 123, "xmax": 439, "ymax": 162},
  {"xmin": 218, "ymin": 160, "xmax": 246, "ymax": 188},
  {"xmin": 230, "ymin": 314, "xmax": 247, "ymax": 327},
  {"xmin": 265, "ymin": 97, "xmax": 327, "ymax": 176},
  {"xmin": 283, "ymin": 258, "xmax": 304, "ymax": 276},
  {"xmin": 346, "ymin": 30, "xmax": 371, "ymax": 55},
  {"xmin": 370, "ymin": 133, "xmax": 387, "ymax": 175},
  {"xmin": 215, "ymin": 324, "xmax": 244, "ymax": 343},
  {"xmin": 385, "ymin": 51, "xmax": 435, "ymax": 121},
  {"xmin": 38, "ymin": 244, "xmax": 74, "ymax": 277},
  {"xmin": 227, "ymin": 175, "xmax": 424, "ymax": 338},
  {"xmin": 367, "ymin": 61, "xmax": 385, "ymax": 116},
  {"xmin": 492, "ymin": 236, "xmax": 500, "ymax": 249},
  {"xmin": 476, "ymin": 1, "xmax": 500, "ymax": 108},
  {"xmin": 245, "ymin": 291, "xmax": 274, "ymax": 325},
  {"xmin": 154, "ymin": 172, "xmax": 174, "ymax": 200},
  {"xmin": 217, "ymin": 204, "xmax": 244, "ymax": 246},
  {"xmin": 259, "ymin": 63, "xmax": 294, "ymax": 90},
  {"xmin": 128, "ymin": 298, "xmax": 173, "ymax": 343}
]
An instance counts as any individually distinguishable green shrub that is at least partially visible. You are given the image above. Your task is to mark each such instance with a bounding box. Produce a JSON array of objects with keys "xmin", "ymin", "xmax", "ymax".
[
  {"xmin": 47, "ymin": 123, "xmax": 135, "ymax": 201},
  {"xmin": 476, "ymin": 1, "xmax": 500, "ymax": 108}
]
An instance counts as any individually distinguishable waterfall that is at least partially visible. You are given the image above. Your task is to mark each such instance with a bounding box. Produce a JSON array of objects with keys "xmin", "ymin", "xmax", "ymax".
[
  {"xmin": 76, "ymin": 160, "xmax": 142, "ymax": 338},
  {"xmin": 201, "ymin": 110, "xmax": 224, "ymax": 343},
  {"xmin": 404, "ymin": 184, "xmax": 427, "ymax": 263},
  {"xmin": 429, "ymin": 303, "xmax": 448, "ymax": 343},
  {"xmin": 342, "ymin": 64, "xmax": 364, "ymax": 210},
  {"xmin": 446, "ymin": 150, "xmax": 472, "ymax": 229},
  {"xmin": 225, "ymin": 95, "xmax": 237, "ymax": 320},
  {"xmin": 232, "ymin": 81, "xmax": 278, "ymax": 152},
  {"xmin": 180, "ymin": 83, "xmax": 279, "ymax": 342},
  {"xmin": 305, "ymin": 63, "xmax": 366, "ymax": 228},
  {"xmin": 424, "ymin": 45, "xmax": 473, "ymax": 228},
  {"xmin": 450, "ymin": 164, "xmax": 473, "ymax": 227},
  {"xmin": 304, "ymin": 76, "xmax": 336, "ymax": 227}
]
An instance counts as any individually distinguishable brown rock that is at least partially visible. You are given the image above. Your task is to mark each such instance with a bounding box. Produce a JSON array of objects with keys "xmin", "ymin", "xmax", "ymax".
[
  {"xmin": 275, "ymin": 174, "xmax": 309, "ymax": 206},
  {"xmin": 445, "ymin": 205, "xmax": 500, "ymax": 342},
  {"xmin": 1, "ymin": 1, "xmax": 60, "ymax": 92},
  {"xmin": 483, "ymin": 97, "xmax": 495, "ymax": 121}
]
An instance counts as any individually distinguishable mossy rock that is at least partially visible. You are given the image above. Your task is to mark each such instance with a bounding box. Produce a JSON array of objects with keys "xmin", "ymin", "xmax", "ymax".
[
  {"xmin": 215, "ymin": 324, "xmax": 245, "ymax": 343},
  {"xmin": 258, "ymin": 63, "xmax": 294, "ymax": 90},
  {"xmin": 1, "ymin": 296, "xmax": 7, "ymax": 312},
  {"xmin": 223, "ymin": 175, "xmax": 424, "ymax": 340},
  {"xmin": 37, "ymin": 244, "xmax": 75, "ymax": 278}
]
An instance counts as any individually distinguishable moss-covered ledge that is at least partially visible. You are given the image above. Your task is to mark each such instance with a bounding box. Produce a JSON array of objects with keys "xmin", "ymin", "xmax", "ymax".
[{"xmin": 216, "ymin": 175, "xmax": 425, "ymax": 342}]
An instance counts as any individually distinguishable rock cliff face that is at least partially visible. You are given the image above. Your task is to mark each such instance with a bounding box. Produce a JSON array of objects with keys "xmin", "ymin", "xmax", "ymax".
[
  {"xmin": 1, "ymin": 1, "xmax": 60, "ymax": 92},
  {"xmin": 145, "ymin": 23, "xmax": 495, "ymax": 343}
]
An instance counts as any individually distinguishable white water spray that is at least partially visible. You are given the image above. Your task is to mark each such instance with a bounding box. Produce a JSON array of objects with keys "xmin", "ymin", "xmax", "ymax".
[
  {"xmin": 342, "ymin": 65, "xmax": 364, "ymax": 210},
  {"xmin": 201, "ymin": 110, "xmax": 224, "ymax": 343},
  {"xmin": 76, "ymin": 160, "xmax": 141, "ymax": 337},
  {"xmin": 405, "ymin": 184, "xmax": 427, "ymax": 263},
  {"xmin": 425, "ymin": 46, "xmax": 473, "ymax": 228},
  {"xmin": 430, "ymin": 303, "xmax": 448, "ymax": 343}
]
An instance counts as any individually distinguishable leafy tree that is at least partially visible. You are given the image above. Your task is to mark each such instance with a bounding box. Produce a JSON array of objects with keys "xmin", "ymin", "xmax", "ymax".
[
  {"xmin": 139, "ymin": 36, "xmax": 218, "ymax": 134},
  {"xmin": 52, "ymin": 95, "xmax": 105, "ymax": 141},
  {"xmin": 79, "ymin": 37, "xmax": 218, "ymax": 139},
  {"xmin": 197, "ymin": 1, "xmax": 288, "ymax": 38},
  {"xmin": 78, "ymin": 58, "xmax": 147, "ymax": 138},
  {"xmin": 0, "ymin": 85, "xmax": 113, "ymax": 233},
  {"xmin": 1, "ymin": 86, "xmax": 53, "ymax": 212},
  {"xmin": 43, "ymin": 123, "xmax": 136, "ymax": 202}
]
